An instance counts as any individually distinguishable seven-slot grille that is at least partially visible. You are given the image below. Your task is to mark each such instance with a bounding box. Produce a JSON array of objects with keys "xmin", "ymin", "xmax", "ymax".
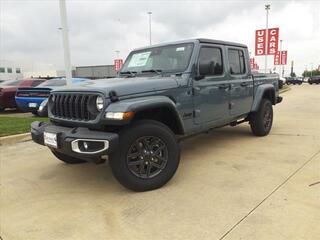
[{"xmin": 50, "ymin": 93, "xmax": 99, "ymax": 121}]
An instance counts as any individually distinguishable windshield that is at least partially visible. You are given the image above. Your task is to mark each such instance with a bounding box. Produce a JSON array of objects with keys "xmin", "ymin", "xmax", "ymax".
[{"xmin": 120, "ymin": 43, "xmax": 194, "ymax": 75}]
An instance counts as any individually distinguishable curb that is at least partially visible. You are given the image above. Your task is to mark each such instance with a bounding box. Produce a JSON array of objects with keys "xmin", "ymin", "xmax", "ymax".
[
  {"xmin": 0, "ymin": 133, "xmax": 31, "ymax": 146},
  {"xmin": 279, "ymin": 86, "xmax": 291, "ymax": 94}
]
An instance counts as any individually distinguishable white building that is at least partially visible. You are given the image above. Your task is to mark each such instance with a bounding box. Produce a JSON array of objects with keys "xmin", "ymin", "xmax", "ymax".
[{"xmin": 0, "ymin": 60, "xmax": 23, "ymax": 81}]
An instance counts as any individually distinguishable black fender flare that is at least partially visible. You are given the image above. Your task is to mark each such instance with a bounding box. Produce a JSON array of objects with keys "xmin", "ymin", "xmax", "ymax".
[
  {"xmin": 251, "ymin": 84, "xmax": 276, "ymax": 112},
  {"xmin": 105, "ymin": 96, "xmax": 185, "ymax": 134}
]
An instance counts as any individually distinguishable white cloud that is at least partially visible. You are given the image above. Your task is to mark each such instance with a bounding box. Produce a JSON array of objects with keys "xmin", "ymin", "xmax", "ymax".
[{"xmin": 0, "ymin": 0, "xmax": 319, "ymax": 75}]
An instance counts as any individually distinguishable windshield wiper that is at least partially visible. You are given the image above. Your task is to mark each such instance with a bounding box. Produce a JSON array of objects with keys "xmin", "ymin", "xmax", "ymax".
[
  {"xmin": 141, "ymin": 69, "xmax": 163, "ymax": 75},
  {"xmin": 119, "ymin": 71, "xmax": 137, "ymax": 77}
]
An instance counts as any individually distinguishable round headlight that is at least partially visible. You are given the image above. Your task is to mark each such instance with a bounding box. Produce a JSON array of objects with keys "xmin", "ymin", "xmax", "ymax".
[{"xmin": 96, "ymin": 96, "xmax": 104, "ymax": 111}]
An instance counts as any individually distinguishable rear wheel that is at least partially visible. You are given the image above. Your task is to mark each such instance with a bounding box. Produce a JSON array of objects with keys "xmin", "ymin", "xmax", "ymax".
[
  {"xmin": 249, "ymin": 99, "xmax": 273, "ymax": 136},
  {"xmin": 51, "ymin": 150, "xmax": 87, "ymax": 164},
  {"xmin": 109, "ymin": 120, "xmax": 180, "ymax": 192}
]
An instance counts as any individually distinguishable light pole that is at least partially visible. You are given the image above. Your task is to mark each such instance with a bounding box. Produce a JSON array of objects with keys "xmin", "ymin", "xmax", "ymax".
[
  {"xmin": 279, "ymin": 39, "xmax": 282, "ymax": 76},
  {"xmin": 59, "ymin": 0, "xmax": 72, "ymax": 86},
  {"xmin": 147, "ymin": 12, "xmax": 152, "ymax": 45},
  {"xmin": 265, "ymin": 4, "xmax": 270, "ymax": 74},
  {"xmin": 115, "ymin": 50, "xmax": 120, "ymax": 59}
]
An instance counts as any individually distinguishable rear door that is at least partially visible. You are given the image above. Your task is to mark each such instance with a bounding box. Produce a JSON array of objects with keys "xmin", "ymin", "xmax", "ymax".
[
  {"xmin": 226, "ymin": 47, "xmax": 253, "ymax": 116},
  {"xmin": 193, "ymin": 44, "xmax": 230, "ymax": 124}
]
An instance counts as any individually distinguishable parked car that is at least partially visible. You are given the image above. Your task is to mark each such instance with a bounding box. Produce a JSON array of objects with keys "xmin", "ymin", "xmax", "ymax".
[
  {"xmin": 31, "ymin": 38, "xmax": 282, "ymax": 191},
  {"xmin": 308, "ymin": 75, "xmax": 320, "ymax": 84},
  {"xmin": 15, "ymin": 78, "xmax": 90, "ymax": 116},
  {"xmin": 285, "ymin": 77, "xmax": 303, "ymax": 85},
  {"xmin": 279, "ymin": 77, "xmax": 286, "ymax": 89},
  {"xmin": 0, "ymin": 79, "xmax": 45, "ymax": 111}
]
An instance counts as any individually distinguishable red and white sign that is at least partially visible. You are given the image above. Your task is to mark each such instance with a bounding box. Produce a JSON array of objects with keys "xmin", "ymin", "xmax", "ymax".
[
  {"xmin": 255, "ymin": 28, "xmax": 279, "ymax": 56},
  {"xmin": 281, "ymin": 51, "xmax": 287, "ymax": 65},
  {"xmin": 274, "ymin": 51, "xmax": 287, "ymax": 65},
  {"xmin": 114, "ymin": 59, "xmax": 123, "ymax": 71},
  {"xmin": 250, "ymin": 58, "xmax": 255, "ymax": 69},
  {"xmin": 274, "ymin": 51, "xmax": 281, "ymax": 65}
]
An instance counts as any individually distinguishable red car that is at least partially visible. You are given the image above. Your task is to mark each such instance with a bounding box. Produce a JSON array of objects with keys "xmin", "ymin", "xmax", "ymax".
[{"xmin": 0, "ymin": 79, "xmax": 45, "ymax": 111}]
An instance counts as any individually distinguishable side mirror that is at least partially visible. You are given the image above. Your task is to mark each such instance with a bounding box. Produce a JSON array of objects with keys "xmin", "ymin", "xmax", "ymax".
[
  {"xmin": 195, "ymin": 61, "xmax": 215, "ymax": 80},
  {"xmin": 194, "ymin": 75, "xmax": 205, "ymax": 81}
]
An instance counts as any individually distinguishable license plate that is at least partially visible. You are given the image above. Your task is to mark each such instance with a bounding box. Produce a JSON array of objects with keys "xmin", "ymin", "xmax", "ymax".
[
  {"xmin": 28, "ymin": 103, "xmax": 37, "ymax": 108},
  {"xmin": 44, "ymin": 132, "xmax": 57, "ymax": 148}
]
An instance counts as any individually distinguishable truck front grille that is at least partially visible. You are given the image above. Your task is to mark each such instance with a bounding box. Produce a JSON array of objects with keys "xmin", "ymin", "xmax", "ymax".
[{"xmin": 50, "ymin": 93, "xmax": 100, "ymax": 121}]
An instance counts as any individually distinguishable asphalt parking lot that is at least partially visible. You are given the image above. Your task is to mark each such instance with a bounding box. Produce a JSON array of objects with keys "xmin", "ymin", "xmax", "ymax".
[{"xmin": 1, "ymin": 84, "xmax": 319, "ymax": 240}]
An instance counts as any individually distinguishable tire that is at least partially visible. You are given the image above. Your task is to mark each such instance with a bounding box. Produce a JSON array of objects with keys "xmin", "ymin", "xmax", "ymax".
[
  {"xmin": 51, "ymin": 150, "xmax": 87, "ymax": 164},
  {"xmin": 31, "ymin": 110, "xmax": 38, "ymax": 116},
  {"xmin": 249, "ymin": 98, "xmax": 273, "ymax": 136},
  {"xmin": 109, "ymin": 120, "xmax": 180, "ymax": 192}
]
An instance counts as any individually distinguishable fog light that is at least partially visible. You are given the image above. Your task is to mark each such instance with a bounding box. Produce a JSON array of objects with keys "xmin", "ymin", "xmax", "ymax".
[{"xmin": 83, "ymin": 141, "xmax": 89, "ymax": 150}]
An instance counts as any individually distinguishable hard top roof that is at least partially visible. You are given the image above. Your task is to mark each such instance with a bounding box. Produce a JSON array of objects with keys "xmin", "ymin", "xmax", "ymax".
[{"xmin": 132, "ymin": 38, "xmax": 247, "ymax": 51}]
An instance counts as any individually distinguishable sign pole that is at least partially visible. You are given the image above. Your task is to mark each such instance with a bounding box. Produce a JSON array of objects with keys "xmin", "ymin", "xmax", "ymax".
[
  {"xmin": 265, "ymin": 4, "xmax": 270, "ymax": 74},
  {"xmin": 147, "ymin": 12, "xmax": 152, "ymax": 45},
  {"xmin": 59, "ymin": 0, "xmax": 72, "ymax": 86},
  {"xmin": 279, "ymin": 39, "xmax": 282, "ymax": 76}
]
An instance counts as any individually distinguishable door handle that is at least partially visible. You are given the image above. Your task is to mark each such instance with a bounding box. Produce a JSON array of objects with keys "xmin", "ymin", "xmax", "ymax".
[
  {"xmin": 218, "ymin": 84, "xmax": 229, "ymax": 90},
  {"xmin": 240, "ymin": 82, "xmax": 248, "ymax": 87}
]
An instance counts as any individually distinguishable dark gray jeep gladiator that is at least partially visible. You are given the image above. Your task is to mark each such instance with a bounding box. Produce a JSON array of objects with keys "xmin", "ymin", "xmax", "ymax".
[{"xmin": 31, "ymin": 39, "xmax": 282, "ymax": 191}]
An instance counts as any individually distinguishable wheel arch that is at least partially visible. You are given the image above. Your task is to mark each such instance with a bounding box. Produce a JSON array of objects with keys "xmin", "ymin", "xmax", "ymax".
[
  {"xmin": 251, "ymin": 84, "xmax": 276, "ymax": 112},
  {"xmin": 105, "ymin": 96, "xmax": 185, "ymax": 135}
]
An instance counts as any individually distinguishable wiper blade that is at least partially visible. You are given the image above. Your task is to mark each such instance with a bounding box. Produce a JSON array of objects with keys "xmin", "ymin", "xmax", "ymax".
[
  {"xmin": 119, "ymin": 71, "xmax": 137, "ymax": 75},
  {"xmin": 141, "ymin": 69, "xmax": 163, "ymax": 74},
  {"xmin": 119, "ymin": 71, "xmax": 137, "ymax": 78}
]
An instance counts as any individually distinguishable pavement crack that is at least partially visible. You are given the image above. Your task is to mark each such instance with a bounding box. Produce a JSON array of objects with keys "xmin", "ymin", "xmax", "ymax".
[
  {"xmin": 309, "ymin": 181, "xmax": 320, "ymax": 187},
  {"xmin": 218, "ymin": 149, "xmax": 320, "ymax": 240}
]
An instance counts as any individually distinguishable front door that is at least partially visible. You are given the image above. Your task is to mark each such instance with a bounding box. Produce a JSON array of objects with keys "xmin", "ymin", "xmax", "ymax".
[{"xmin": 193, "ymin": 44, "xmax": 230, "ymax": 124}]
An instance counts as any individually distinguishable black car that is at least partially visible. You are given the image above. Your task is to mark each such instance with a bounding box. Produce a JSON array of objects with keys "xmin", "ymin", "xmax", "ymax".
[
  {"xmin": 285, "ymin": 77, "xmax": 303, "ymax": 85},
  {"xmin": 308, "ymin": 76, "xmax": 320, "ymax": 84}
]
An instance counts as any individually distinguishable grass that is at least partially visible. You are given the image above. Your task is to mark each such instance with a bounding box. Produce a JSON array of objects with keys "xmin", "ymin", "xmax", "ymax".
[
  {"xmin": 0, "ymin": 116, "xmax": 48, "ymax": 137},
  {"xmin": 279, "ymin": 84, "xmax": 291, "ymax": 94}
]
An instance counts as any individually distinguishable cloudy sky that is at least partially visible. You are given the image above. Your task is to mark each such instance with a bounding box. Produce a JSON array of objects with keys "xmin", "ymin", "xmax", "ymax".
[{"xmin": 0, "ymin": 0, "xmax": 319, "ymax": 75}]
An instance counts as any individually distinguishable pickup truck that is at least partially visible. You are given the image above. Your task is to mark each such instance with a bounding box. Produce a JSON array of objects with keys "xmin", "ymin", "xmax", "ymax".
[{"xmin": 31, "ymin": 39, "xmax": 282, "ymax": 191}]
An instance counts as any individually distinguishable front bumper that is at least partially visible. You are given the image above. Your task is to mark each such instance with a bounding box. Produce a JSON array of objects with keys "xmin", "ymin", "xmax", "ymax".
[
  {"xmin": 16, "ymin": 97, "xmax": 47, "ymax": 111},
  {"xmin": 277, "ymin": 96, "xmax": 283, "ymax": 104},
  {"xmin": 31, "ymin": 121, "xmax": 119, "ymax": 162}
]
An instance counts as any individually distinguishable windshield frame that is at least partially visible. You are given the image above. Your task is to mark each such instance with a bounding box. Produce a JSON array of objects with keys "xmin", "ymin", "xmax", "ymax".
[{"xmin": 120, "ymin": 42, "xmax": 195, "ymax": 76}]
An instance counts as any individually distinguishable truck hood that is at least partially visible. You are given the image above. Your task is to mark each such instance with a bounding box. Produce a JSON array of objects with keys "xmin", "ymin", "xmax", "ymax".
[{"xmin": 52, "ymin": 76, "xmax": 180, "ymax": 97}]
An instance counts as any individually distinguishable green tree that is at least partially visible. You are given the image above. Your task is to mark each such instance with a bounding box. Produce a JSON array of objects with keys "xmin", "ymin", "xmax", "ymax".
[
  {"xmin": 303, "ymin": 70, "xmax": 320, "ymax": 77},
  {"xmin": 290, "ymin": 72, "xmax": 296, "ymax": 77}
]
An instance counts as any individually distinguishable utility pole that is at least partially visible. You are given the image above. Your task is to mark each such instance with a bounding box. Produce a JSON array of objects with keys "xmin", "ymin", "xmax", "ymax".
[
  {"xmin": 265, "ymin": 4, "xmax": 270, "ymax": 74},
  {"xmin": 311, "ymin": 63, "xmax": 314, "ymax": 77},
  {"xmin": 147, "ymin": 12, "xmax": 152, "ymax": 45},
  {"xmin": 59, "ymin": 0, "xmax": 72, "ymax": 85}
]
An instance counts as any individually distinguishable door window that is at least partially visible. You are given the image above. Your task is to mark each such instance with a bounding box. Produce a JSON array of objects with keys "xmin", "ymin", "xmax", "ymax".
[
  {"xmin": 228, "ymin": 49, "xmax": 246, "ymax": 75},
  {"xmin": 198, "ymin": 47, "xmax": 223, "ymax": 76}
]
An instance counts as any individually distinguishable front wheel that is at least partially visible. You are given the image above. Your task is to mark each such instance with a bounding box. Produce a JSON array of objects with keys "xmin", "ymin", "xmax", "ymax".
[
  {"xmin": 249, "ymin": 99, "xmax": 273, "ymax": 136},
  {"xmin": 109, "ymin": 120, "xmax": 180, "ymax": 192}
]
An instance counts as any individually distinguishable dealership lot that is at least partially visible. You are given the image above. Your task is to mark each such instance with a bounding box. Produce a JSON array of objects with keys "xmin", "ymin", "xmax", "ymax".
[{"xmin": 1, "ymin": 85, "xmax": 319, "ymax": 240}]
